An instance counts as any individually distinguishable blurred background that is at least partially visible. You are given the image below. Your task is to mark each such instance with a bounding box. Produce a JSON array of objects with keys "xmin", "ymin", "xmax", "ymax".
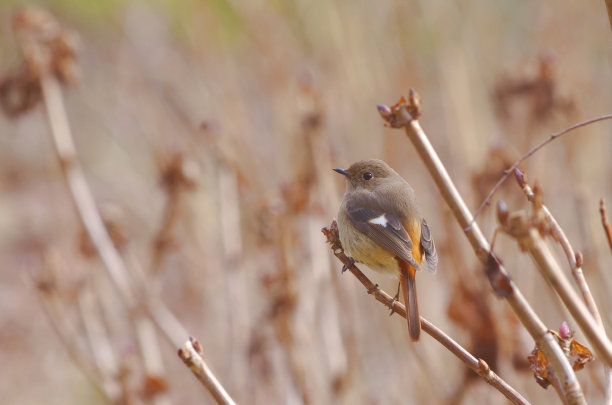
[{"xmin": 1, "ymin": 0, "xmax": 611, "ymax": 404}]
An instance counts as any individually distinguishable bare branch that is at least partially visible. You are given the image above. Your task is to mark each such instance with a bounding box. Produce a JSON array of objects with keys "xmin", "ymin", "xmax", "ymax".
[
  {"xmin": 502, "ymin": 209, "xmax": 612, "ymax": 365},
  {"xmin": 601, "ymin": 199, "xmax": 612, "ymax": 254},
  {"xmin": 472, "ymin": 114, "xmax": 612, "ymax": 224},
  {"xmin": 514, "ymin": 171, "xmax": 605, "ymax": 328},
  {"xmin": 378, "ymin": 92, "xmax": 586, "ymax": 404},
  {"xmin": 322, "ymin": 222, "xmax": 530, "ymax": 405},
  {"xmin": 515, "ymin": 171, "xmax": 612, "ymax": 403},
  {"xmin": 8, "ymin": 9, "xmax": 186, "ymax": 404},
  {"xmin": 40, "ymin": 73, "xmax": 136, "ymax": 300},
  {"xmin": 77, "ymin": 283, "xmax": 120, "ymax": 391},
  {"xmin": 30, "ymin": 250, "xmax": 119, "ymax": 401},
  {"xmin": 11, "ymin": 12, "xmax": 191, "ymax": 345},
  {"xmin": 39, "ymin": 73, "xmax": 176, "ymax": 404},
  {"xmin": 178, "ymin": 337, "xmax": 237, "ymax": 405}
]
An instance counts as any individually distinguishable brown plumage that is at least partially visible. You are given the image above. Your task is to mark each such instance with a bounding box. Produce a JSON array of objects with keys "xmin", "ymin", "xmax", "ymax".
[{"xmin": 334, "ymin": 159, "xmax": 437, "ymax": 341}]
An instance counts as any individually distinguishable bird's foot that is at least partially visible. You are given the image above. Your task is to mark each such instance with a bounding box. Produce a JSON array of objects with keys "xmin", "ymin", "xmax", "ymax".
[
  {"xmin": 342, "ymin": 256, "xmax": 356, "ymax": 273},
  {"xmin": 389, "ymin": 282, "xmax": 401, "ymax": 316}
]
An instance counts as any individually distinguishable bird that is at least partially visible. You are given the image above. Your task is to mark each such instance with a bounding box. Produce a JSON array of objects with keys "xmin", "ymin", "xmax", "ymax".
[{"xmin": 334, "ymin": 159, "xmax": 437, "ymax": 341}]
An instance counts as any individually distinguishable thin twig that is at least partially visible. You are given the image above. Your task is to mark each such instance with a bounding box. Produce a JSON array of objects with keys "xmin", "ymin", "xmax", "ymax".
[
  {"xmin": 217, "ymin": 164, "xmax": 250, "ymax": 395},
  {"xmin": 37, "ymin": 289, "xmax": 118, "ymax": 401},
  {"xmin": 77, "ymin": 282, "xmax": 120, "ymax": 392},
  {"xmin": 377, "ymin": 92, "xmax": 586, "ymax": 404},
  {"xmin": 11, "ymin": 6, "xmax": 188, "ymax": 350},
  {"xmin": 5, "ymin": 9, "xmax": 181, "ymax": 398},
  {"xmin": 40, "ymin": 75, "xmax": 136, "ymax": 305},
  {"xmin": 322, "ymin": 222, "xmax": 530, "ymax": 405},
  {"xmin": 514, "ymin": 173, "xmax": 599, "ymax": 315},
  {"xmin": 30, "ymin": 251, "xmax": 118, "ymax": 401},
  {"xmin": 39, "ymin": 74, "xmax": 175, "ymax": 405},
  {"xmin": 471, "ymin": 114, "xmax": 612, "ymax": 225},
  {"xmin": 145, "ymin": 297, "xmax": 190, "ymax": 347},
  {"xmin": 499, "ymin": 204, "xmax": 610, "ymax": 390},
  {"xmin": 515, "ymin": 171, "xmax": 612, "ymax": 403},
  {"xmin": 601, "ymin": 199, "xmax": 612, "ymax": 254},
  {"xmin": 178, "ymin": 337, "xmax": 237, "ymax": 405}
]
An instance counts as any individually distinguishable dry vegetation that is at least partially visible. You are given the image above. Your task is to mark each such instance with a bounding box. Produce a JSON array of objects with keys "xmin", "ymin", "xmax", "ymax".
[{"xmin": 1, "ymin": 1, "xmax": 611, "ymax": 404}]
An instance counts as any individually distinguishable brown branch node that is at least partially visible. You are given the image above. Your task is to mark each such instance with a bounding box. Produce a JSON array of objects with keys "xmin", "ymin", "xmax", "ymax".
[
  {"xmin": 377, "ymin": 89, "xmax": 422, "ymax": 127},
  {"xmin": 178, "ymin": 337, "xmax": 236, "ymax": 405}
]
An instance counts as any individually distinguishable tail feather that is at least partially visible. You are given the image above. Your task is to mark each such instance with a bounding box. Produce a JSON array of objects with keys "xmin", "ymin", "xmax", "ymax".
[{"xmin": 400, "ymin": 269, "xmax": 420, "ymax": 341}]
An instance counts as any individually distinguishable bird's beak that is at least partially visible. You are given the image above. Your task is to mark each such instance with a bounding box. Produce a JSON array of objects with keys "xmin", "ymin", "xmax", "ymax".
[{"xmin": 333, "ymin": 168, "xmax": 349, "ymax": 176}]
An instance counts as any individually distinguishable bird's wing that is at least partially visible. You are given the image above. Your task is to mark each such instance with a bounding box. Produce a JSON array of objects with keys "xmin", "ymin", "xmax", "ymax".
[
  {"xmin": 420, "ymin": 219, "xmax": 437, "ymax": 273},
  {"xmin": 345, "ymin": 196, "xmax": 421, "ymax": 270}
]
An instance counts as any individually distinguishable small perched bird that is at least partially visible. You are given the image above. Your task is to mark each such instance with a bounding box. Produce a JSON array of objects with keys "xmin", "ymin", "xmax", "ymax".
[{"xmin": 334, "ymin": 159, "xmax": 437, "ymax": 341}]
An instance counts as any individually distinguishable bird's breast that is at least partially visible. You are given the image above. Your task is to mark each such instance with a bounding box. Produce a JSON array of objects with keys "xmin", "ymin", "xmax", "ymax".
[{"xmin": 337, "ymin": 213, "xmax": 401, "ymax": 276}]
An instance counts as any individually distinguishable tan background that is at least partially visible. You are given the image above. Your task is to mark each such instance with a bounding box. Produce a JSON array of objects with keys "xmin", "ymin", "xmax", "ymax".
[{"xmin": 1, "ymin": 0, "xmax": 611, "ymax": 404}]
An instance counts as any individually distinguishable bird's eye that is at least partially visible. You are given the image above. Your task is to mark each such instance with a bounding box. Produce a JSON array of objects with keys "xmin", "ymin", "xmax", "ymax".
[{"xmin": 363, "ymin": 172, "xmax": 373, "ymax": 180}]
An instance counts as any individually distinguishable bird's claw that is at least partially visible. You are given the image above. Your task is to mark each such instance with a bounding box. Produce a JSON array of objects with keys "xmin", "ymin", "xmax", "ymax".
[
  {"xmin": 389, "ymin": 299, "xmax": 397, "ymax": 316},
  {"xmin": 342, "ymin": 257, "xmax": 356, "ymax": 273},
  {"xmin": 389, "ymin": 282, "xmax": 401, "ymax": 316}
]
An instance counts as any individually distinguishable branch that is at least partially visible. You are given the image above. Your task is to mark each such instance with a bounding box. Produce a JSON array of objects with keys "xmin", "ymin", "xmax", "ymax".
[
  {"xmin": 601, "ymin": 199, "xmax": 612, "ymax": 254},
  {"xmin": 178, "ymin": 337, "xmax": 237, "ymax": 405},
  {"xmin": 30, "ymin": 250, "xmax": 119, "ymax": 401},
  {"xmin": 514, "ymin": 171, "xmax": 606, "ymax": 329},
  {"xmin": 8, "ymin": 9, "xmax": 187, "ymax": 404},
  {"xmin": 77, "ymin": 283, "xmax": 120, "ymax": 395},
  {"xmin": 39, "ymin": 73, "xmax": 177, "ymax": 403},
  {"xmin": 471, "ymin": 114, "xmax": 612, "ymax": 224},
  {"xmin": 10, "ymin": 13, "xmax": 190, "ymax": 346},
  {"xmin": 322, "ymin": 222, "xmax": 530, "ymax": 405},
  {"xmin": 503, "ymin": 212, "xmax": 612, "ymax": 368},
  {"xmin": 515, "ymin": 171, "xmax": 612, "ymax": 404},
  {"xmin": 37, "ymin": 288, "xmax": 118, "ymax": 401},
  {"xmin": 377, "ymin": 92, "xmax": 586, "ymax": 404}
]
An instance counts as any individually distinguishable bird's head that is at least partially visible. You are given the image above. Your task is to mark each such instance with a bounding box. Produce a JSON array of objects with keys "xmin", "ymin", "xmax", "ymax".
[{"xmin": 333, "ymin": 159, "xmax": 399, "ymax": 192}]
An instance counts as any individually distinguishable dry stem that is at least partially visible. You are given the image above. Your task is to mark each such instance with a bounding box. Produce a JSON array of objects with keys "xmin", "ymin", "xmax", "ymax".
[
  {"xmin": 77, "ymin": 283, "xmax": 120, "ymax": 394},
  {"xmin": 38, "ymin": 70, "xmax": 190, "ymax": 343},
  {"xmin": 38, "ymin": 291, "xmax": 118, "ymax": 401},
  {"xmin": 178, "ymin": 337, "xmax": 237, "ymax": 405},
  {"xmin": 516, "ymin": 171, "xmax": 612, "ymax": 403},
  {"xmin": 514, "ymin": 173, "xmax": 602, "ymax": 322},
  {"xmin": 518, "ymin": 225, "xmax": 612, "ymax": 363},
  {"xmin": 601, "ymin": 199, "xmax": 612, "ymax": 254},
  {"xmin": 10, "ymin": 6, "xmax": 188, "ymax": 350},
  {"xmin": 472, "ymin": 114, "xmax": 612, "ymax": 224},
  {"xmin": 30, "ymin": 252, "xmax": 119, "ymax": 401},
  {"xmin": 40, "ymin": 74, "xmax": 176, "ymax": 405},
  {"xmin": 322, "ymin": 222, "xmax": 530, "ymax": 405},
  {"xmin": 378, "ymin": 92, "xmax": 586, "ymax": 404},
  {"xmin": 40, "ymin": 75, "xmax": 136, "ymax": 305}
]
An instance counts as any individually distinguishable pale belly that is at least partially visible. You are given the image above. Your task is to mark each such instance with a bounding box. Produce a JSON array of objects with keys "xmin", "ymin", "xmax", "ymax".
[{"xmin": 338, "ymin": 220, "xmax": 402, "ymax": 277}]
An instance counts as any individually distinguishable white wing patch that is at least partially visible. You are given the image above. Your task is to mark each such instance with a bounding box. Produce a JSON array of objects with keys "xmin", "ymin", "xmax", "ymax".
[{"xmin": 368, "ymin": 214, "xmax": 388, "ymax": 227}]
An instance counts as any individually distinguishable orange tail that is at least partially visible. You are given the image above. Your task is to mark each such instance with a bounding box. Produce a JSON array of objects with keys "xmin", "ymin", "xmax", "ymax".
[{"xmin": 400, "ymin": 266, "xmax": 420, "ymax": 341}]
